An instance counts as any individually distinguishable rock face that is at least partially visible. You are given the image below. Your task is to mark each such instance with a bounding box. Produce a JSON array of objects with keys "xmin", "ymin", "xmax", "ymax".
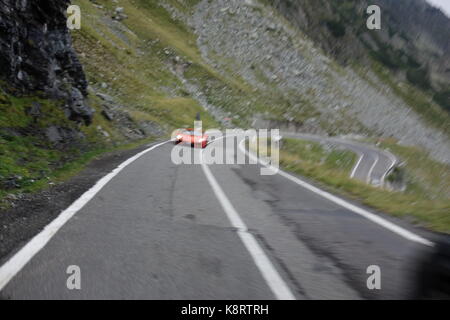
[{"xmin": 0, "ymin": 0, "xmax": 93, "ymax": 124}]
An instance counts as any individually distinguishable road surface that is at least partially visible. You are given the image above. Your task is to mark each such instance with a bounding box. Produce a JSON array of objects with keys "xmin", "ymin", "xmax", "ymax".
[
  {"xmin": 281, "ymin": 133, "xmax": 397, "ymax": 186},
  {"xmin": 0, "ymin": 134, "xmax": 435, "ymax": 300}
]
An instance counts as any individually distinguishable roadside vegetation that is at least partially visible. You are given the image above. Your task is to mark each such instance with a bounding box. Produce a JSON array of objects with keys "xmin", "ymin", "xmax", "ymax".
[
  {"xmin": 1, "ymin": 0, "xmax": 221, "ymax": 206},
  {"xmin": 278, "ymin": 138, "xmax": 450, "ymax": 234},
  {"xmin": 0, "ymin": 86, "xmax": 151, "ymax": 207},
  {"xmin": 72, "ymin": 0, "xmax": 218, "ymax": 129}
]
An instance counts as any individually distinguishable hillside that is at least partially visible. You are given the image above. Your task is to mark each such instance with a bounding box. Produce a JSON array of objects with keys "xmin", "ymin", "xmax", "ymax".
[
  {"xmin": 270, "ymin": 1, "xmax": 450, "ymax": 87},
  {"xmin": 184, "ymin": 0, "xmax": 450, "ymax": 161},
  {"xmin": 1, "ymin": 0, "xmax": 449, "ymax": 203}
]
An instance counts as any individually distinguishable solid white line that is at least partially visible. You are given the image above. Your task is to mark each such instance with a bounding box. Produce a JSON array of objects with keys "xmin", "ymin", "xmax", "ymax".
[
  {"xmin": 0, "ymin": 140, "xmax": 170, "ymax": 291},
  {"xmin": 238, "ymin": 138, "xmax": 434, "ymax": 247},
  {"xmin": 350, "ymin": 153, "xmax": 364, "ymax": 179},
  {"xmin": 200, "ymin": 140, "xmax": 296, "ymax": 300},
  {"xmin": 367, "ymin": 154, "xmax": 379, "ymax": 184}
]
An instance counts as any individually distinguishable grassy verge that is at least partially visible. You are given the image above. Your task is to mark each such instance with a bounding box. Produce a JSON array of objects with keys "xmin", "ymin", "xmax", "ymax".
[
  {"xmin": 0, "ymin": 131, "xmax": 159, "ymax": 209},
  {"xmin": 372, "ymin": 138, "xmax": 450, "ymax": 200},
  {"xmin": 278, "ymin": 138, "xmax": 450, "ymax": 234},
  {"xmin": 0, "ymin": 87, "xmax": 161, "ymax": 209}
]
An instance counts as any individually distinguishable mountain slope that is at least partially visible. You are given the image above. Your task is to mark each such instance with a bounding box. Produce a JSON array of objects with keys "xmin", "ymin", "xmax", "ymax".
[
  {"xmin": 181, "ymin": 0, "xmax": 450, "ymax": 162},
  {"xmin": 268, "ymin": 0, "xmax": 450, "ymax": 110}
]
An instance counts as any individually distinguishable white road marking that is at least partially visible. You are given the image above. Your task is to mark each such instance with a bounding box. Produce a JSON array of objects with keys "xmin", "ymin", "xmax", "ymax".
[
  {"xmin": 282, "ymin": 133, "xmax": 398, "ymax": 186},
  {"xmin": 0, "ymin": 140, "xmax": 171, "ymax": 291},
  {"xmin": 367, "ymin": 154, "xmax": 379, "ymax": 184},
  {"xmin": 335, "ymin": 139, "xmax": 397, "ymax": 186},
  {"xmin": 238, "ymin": 138, "xmax": 433, "ymax": 247},
  {"xmin": 200, "ymin": 139, "xmax": 296, "ymax": 300},
  {"xmin": 380, "ymin": 151, "xmax": 398, "ymax": 187},
  {"xmin": 350, "ymin": 153, "xmax": 364, "ymax": 179}
]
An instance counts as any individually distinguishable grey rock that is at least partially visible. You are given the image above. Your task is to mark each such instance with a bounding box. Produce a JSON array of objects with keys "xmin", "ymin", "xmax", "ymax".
[
  {"xmin": 45, "ymin": 126, "xmax": 63, "ymax": 143},
  {"xmin": 101, "ymin": 108, "xmax": 115, "ymax": 121},
  {"xmin": 45, "ymin": 125, "xmax": 84, "ymax": 144},
  {"xmin": 0, "ymin": 0, "xmax": 88, "ymax": 96},
  {"xmin": 67, "ymin": 88, "xmax": 94, "ymax": 125},
  {"xmin": 26, "ymin": 102, "xmax": 41, "ymax": 118},
  {"xmin": 138, "ymin": 121, "xmax": 166, "ymax": 137},
  {"xmin": 96, "ymin": 92, "xmax": 115, "ymax": 103}
]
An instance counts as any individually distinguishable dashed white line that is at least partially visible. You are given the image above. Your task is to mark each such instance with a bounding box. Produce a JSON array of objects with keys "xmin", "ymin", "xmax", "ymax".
[
  {"xmin": 0, "ymin": 140, "xmax": 171, "ymax": 291},
  {"xmin": 350, "ymin": 153, "xmax": 364, "ymax": 179},
  {"xmin": 367, "ymin": 154, "xmax": 379, "ymax": 184}
]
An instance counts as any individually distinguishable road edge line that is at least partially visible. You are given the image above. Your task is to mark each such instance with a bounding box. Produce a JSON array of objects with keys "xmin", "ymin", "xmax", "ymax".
[
  {"xmin": 0, "ymin": 140, "xmax": 170, "ymax": 291},
  {"xmin": 350, "ymin": 153, "xmax": 364, "ymax": 179},
  {"xmin": 238, "ymin": 138, "xmax": 434, "ymax": 247},
  {"xmin": 367, "ymin": 154, "xmax": 379, "ymax": 184}
]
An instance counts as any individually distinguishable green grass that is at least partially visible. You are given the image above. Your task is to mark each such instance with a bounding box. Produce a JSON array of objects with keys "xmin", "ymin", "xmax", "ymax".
[
  {"xmin": 0, "ymin": 135, "xmax": 159, "ymax": 209},
  {"xmin": 0, "ymin": 82, "xmax": 177, "ymax": 209},
  {"xmin": 71, "ymin": 0, "xmax": 227, "ymax": 129},
  {"xmin": 281, "ymin": 138, "xmax": 356, "ymax": 173},
  {"xmin": 279, "ymin": 138, "xmax": 450, "ymax": 234},
  {"xmin": 0, "ymin": 89, "xmax": 110, "ymax": 207},
  {"xmin": 375, "ymin": 138, "xmax": 450, "ymax": 200}
]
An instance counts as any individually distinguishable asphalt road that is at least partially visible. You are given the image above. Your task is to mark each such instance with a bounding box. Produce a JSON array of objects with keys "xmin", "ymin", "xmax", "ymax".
[
  {"xmin": 282, "ymin": 133, "xmax": 397, "ymax": 186},
  {"xmin": 0, "ymin": 135, "xmax": 435, "ymax": 300}
]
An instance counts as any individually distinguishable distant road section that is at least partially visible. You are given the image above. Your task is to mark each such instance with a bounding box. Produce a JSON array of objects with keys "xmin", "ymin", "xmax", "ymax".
[{"xmin": 281, "ymin": 133, "xmax": 398, "ymax": 187}]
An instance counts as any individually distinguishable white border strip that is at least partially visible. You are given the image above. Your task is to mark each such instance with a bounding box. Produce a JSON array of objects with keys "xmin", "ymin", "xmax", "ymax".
[
  {"xmin": 380, "ymin": 151, "xmax": 398, "ymax": 187},
  {"xmin": 238, "ymin": 138, "xmax": 434, "ymax": 247},
  {"xmin": 366, "ymin": 154, "xmax": 379, "ymax": 184},
  {"xmin": 0, "ymin": 140, "xmax": 170, "ymax": 291},
  {"xmin": 200, "ymin": 144, "xmax": 296, "ymax": 300},
  {"xmin": 350, "ymin": 153, "xmax": 364, "ymax": 179}
]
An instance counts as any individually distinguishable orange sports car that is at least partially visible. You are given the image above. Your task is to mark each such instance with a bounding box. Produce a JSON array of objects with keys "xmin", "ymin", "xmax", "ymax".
[{"xmin": 174, "ymin": 128, "xmax": 209, "ymax": 148}]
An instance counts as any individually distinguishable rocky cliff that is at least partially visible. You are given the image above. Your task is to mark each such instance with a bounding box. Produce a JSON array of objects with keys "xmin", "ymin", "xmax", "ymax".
[{"xmin": 0, "ymin": 0, "xmax": 93, "ymax": 124}]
